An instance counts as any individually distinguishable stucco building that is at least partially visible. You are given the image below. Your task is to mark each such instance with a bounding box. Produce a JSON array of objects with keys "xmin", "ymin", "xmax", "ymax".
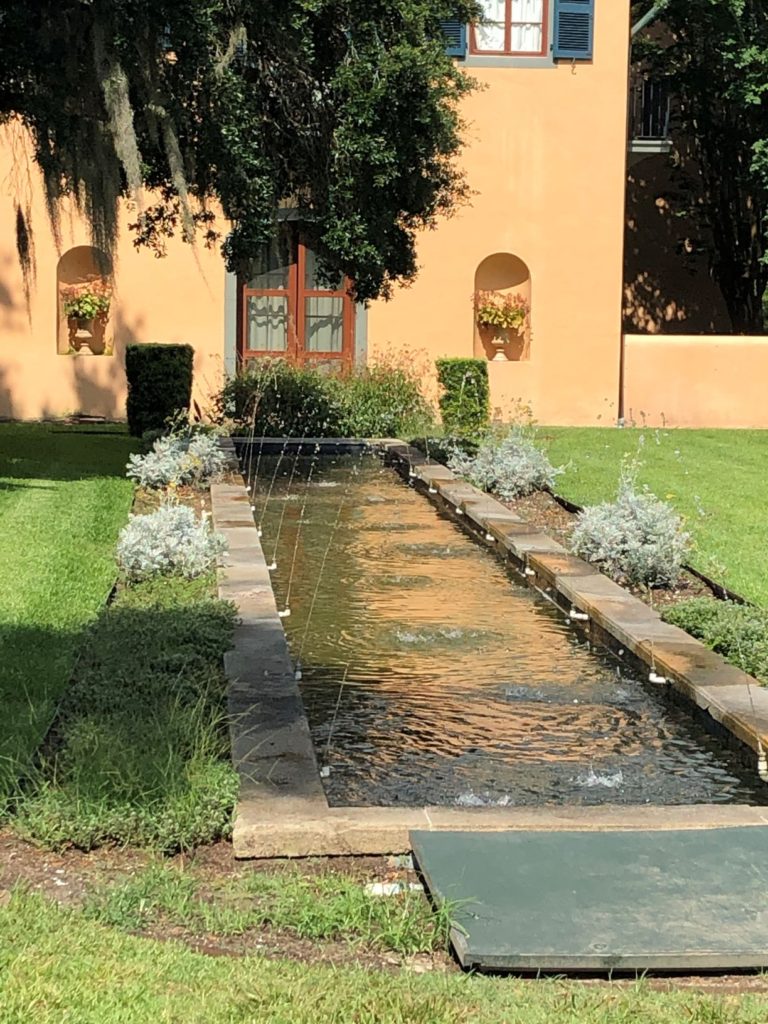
[{"xmin": 1, "ymin": 1, "xmax": 765, "ymax": 427}]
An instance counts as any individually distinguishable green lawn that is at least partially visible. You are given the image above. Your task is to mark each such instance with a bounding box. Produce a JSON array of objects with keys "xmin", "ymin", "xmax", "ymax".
[
  {"xmin": 0, "ymin": 424, "xmax": 135, "ymax": 801},
  {"xmin": 2, "ymin": 890, "xmax": 768, "ymax": 1024},
  {"xmin": 538, "ymin": 428, "xmax": 768, "ymax": 606}
]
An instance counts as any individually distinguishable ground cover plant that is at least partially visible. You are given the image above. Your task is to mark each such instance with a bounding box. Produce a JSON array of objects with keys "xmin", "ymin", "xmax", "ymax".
[
  {"xmin": 127, "ymin": 431, "xmax": 228, "ymax": 489},
  {"xmin": 0, "ymin": 424, "xmax": 135, "ymax": 807},
  {"xmin": 662, "ymin": 599, "xmax": 768, "ymax": 685},
  {"xmin": 3, "ymin": 888, "xmax": 768, "ymax": 1024},
  {"xmin": 537, "ymin": 428, "xmax": 768, "ymax": 605},
  {"xmin": 117, "ymin": 504, "xmax": 226, "ymax": 582},
  {"xmin": 218, "ymin": 358, "xmax": 433, "ymax": 438}
]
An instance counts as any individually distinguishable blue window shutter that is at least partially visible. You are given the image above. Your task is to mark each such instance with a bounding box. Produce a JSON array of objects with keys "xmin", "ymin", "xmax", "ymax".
[
  {"xmin": 440, "ymin": 19, "xmax": 467, "ymax": 58},
  {"xmin": 553, "ymin": 0, "xmax": 595, "ymax": 60}
]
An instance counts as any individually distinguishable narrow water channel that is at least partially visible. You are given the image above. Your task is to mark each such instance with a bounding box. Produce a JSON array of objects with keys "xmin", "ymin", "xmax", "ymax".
[{"xmin": 247, "ymin": 450, "xmax": 766, "ymax": 808}]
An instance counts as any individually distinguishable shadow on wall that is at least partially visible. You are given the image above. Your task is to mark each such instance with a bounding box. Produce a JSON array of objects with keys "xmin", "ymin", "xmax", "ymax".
[
  {"xmin": 0, "ymin": 365, "xmax": 15, "ymax": 421},
  {"xmin": 624, "ymin": 154, "xmax": 733, "ymax": 335},
  {"xmin": 69, "ymin": 311, "xmax": 143, "ymax": 420}
]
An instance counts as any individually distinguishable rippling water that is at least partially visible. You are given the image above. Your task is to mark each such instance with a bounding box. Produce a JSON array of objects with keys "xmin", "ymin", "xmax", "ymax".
[{"xmin": 249, "ymin": 452, "xmax": 767, "ymax": 808}]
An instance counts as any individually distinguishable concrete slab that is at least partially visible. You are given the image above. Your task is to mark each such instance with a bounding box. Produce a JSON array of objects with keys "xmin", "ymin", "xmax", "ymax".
[{"xmin": 412, "ymin": 827, "xmax": 768, "ymax": 972}]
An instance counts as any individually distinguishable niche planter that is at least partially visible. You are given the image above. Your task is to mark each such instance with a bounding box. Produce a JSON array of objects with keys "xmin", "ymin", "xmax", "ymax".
[
  {"xmin": 62, "ymin": 283, "xmax": 112, "ymax": 356},
  {"xmin": 474, "ymin": 290, "xmax": 530, "ymax": 364}
]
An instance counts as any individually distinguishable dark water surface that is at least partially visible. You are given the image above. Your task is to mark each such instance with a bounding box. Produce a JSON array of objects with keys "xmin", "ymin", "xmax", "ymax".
[{"xmin": 248, "ymin": 451, "xmax": 766, "ymax": 808}]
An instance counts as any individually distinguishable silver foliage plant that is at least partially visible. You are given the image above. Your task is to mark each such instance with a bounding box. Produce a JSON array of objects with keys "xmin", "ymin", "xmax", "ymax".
[
  {"xmin": 117, "ymin": 503, "xmax": 227, "ymax": 582},
  {"xmin": 127, "ymin": 432, "xmax": 228, "ymax": 489},
  {"xmin": 447, "ymin": 427, "xmax": 562, "ymax": 500},
  {"xmin": 571, "ymin": 470, "xmax": 691, "ymax": 588}
]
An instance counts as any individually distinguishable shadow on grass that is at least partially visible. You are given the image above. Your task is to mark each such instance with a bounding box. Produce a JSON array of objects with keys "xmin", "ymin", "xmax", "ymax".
[
  {"xmin": 0, "ymin": 423, "xmax": 138, "ymax": 483},
  {"xmin": 3, "ymin": 578, "xmax": 243, "ymax": 854}
]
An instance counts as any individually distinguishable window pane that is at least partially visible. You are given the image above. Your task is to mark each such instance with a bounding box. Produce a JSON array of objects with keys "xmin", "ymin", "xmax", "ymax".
[
  {"xmin": 246, "ymin": 295, "xmax": 288, "ymax": 351},
  {"xmin": 474, "ymin": 21, "xmax": 505, "ymax": 51},
  {"xmin": 304, "ymin": 246, "xmax": 343, "ymax": 291},
  {"xmin": 512, "ymin": 0, "xmax": 543, "ymax": 21},
  {"xmin": 246, "ymin": 231, "xmax": 292, "ymax": 290},
  {"xmin": 305, "ymin": 296, "xmax": 343, "ymax": 353},
  {"xmin": 480, "ymin": 0, "xmax": 506, "ymax": 20},
  {"xmin": 510, "ymin": 22, "xmax": 542, "ymax": 52}
]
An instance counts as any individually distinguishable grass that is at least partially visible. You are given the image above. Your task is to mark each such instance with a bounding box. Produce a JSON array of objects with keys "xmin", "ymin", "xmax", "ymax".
[
  {"xmin": 13, "ymin": 575, "xmax": 238, "ymax": 852},
  {"xmin": 84, "ymin": 861, "xmax": 453, "ymax": 955},
  {"xmin": 3, "ymin": 890, "xmax": 768, "ymax": 1023},
  {"xmin": 0, "ymin": 424, "xmax": 135, "ymax": 803},
  {"xmin": 537, "ymin": 428, "xmax": 768, "ymax": 605}
]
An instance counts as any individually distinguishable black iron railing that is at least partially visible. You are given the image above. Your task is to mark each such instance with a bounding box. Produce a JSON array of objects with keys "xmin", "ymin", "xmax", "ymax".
[{"xmin": 629, "ymin": 77, "xmax": 671, "ymax": 141}]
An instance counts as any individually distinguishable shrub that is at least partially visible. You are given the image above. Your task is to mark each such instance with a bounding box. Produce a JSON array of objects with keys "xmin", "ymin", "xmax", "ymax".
[
  {"xmin": 571, "ymin": 472, "xmax": 690, "ymax": 587},
  {"xmin": 218, "ymin": 360, "xmax": 345, "ymax": 436},
  {"xmin": 448, "ymin": 427, "xmax": 561, "ymax": 500},
  {"xmin": 126, "ymin": 344, "xmax": 194, "ymax": 437},
  {"xmin": 662, "ymin": 598, "xmax": 768, "ymax": 684},
  {"xmin": 338, "ymin": 365, "xmax": 433, "ymax": 437},
  {"xmin": 217, "ymin": 358, "xmax": 433, "ymax": 438},
  {"xmin": 127, "ymin": 432, "xmax": 228, "ymax": 489},
  {"xmin": 435, "ymin": 358, "xmax": 489, "ymax": 438},
  {"xmin": 117, "ymin": 503, "xmax": 227, "ymax": 582}
]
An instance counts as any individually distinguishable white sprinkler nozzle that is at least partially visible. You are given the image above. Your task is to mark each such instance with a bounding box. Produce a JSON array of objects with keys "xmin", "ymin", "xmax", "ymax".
[
  {"xmin": 320, "ymin": 766, "xmax": 331, "ymax": 778},
  {"xmin": 278, "ymin": 608, "xmax": 291, "ymax": 618},
  {"xmin": 569, "ymin": 608, "xmax": 589, "ymax": 622},
  {"xmin": 267, "ymin": 561, "xmax": 277, "ymax": 571},
  {"xmin": 524, "ymin": 567, "xmax": 536, "ymax": 576},
  {"xmin": 649, "ymin": 671, "xmax": 667, "ymax": 685}
]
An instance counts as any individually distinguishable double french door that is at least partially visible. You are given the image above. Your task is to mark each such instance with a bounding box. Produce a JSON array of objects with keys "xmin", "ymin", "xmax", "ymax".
[{"xmin": 239, "ymin": 227, "xmax": 355, "ymax": 370}]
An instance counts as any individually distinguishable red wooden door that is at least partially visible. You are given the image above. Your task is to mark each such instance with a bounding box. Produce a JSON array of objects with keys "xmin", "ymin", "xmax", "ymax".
[{"xmin": 239, "ymin": 228, "xmax": 355, "ymax": 370}]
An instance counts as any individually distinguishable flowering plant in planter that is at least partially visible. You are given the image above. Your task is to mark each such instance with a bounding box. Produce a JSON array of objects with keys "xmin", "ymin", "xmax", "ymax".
[
  {"xmin": 473, "ymin": 290, "xmax": 529, "ymax": 332},
  {"xmin": 62, "ymin": 282, "xmax": 112, "ymax": 321}
]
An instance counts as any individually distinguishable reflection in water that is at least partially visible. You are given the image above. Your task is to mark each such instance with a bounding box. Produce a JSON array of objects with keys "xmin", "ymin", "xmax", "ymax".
[{"xmin": 249, "ymin": 453, "xmax": 767, "ymax": 808}]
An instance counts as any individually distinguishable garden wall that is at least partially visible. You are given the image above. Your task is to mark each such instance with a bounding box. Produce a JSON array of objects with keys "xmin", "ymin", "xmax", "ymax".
[{"xmin": 623, "ymin": 334, "xmax": 768, "ymax": 428}]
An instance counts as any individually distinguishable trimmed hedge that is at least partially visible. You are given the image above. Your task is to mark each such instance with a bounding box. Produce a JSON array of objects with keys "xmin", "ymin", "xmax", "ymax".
[
  {"xmin": 126, "ymin": 344, "xmax": 194, "ymax": 437},
  {"xmin": 435, "ymin": 358, "xmax": 489, "ymax": 438}
]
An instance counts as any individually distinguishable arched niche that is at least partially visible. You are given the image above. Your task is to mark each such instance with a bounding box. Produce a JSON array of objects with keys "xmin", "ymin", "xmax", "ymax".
[
  {"xmin": 57, "ymin": 246, "xmax": 114, "ymax": 355},
  {"xmin": 473, "ymin": 252, "xmax": 531, "ymax": 362}
]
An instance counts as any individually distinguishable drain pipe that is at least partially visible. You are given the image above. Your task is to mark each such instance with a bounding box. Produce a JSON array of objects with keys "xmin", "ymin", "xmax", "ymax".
[{"xmin": 632, "ymin": 1, "xmax": 669, "ymax": 37}]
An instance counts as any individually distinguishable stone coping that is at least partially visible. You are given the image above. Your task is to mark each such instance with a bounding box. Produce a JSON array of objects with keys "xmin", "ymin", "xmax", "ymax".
[{"xmin": 213, "ymin": 440, "xmax": 768, "ymax": 858}]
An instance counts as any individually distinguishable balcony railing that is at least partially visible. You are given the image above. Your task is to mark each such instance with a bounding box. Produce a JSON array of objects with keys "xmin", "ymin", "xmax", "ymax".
[{"xmin": 629, "ymin": 77, "xmax": 671, "ymax": 153}]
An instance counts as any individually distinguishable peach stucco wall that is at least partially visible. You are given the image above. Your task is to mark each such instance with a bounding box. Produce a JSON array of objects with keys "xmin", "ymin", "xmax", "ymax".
[
  {"xmin": 0, "ymin": 3, "xmax": 635, "ymax": 426},
  {"xmin": 0, "ymin": 127, "xmax": 226, "ymax": 421},
  {"xmin": 623, "ymin": 334, "xmax": 768, "ymax": 428},
  {"xmin": 367, "ymin": 2, "xmax": 632, "ymax": 427}
]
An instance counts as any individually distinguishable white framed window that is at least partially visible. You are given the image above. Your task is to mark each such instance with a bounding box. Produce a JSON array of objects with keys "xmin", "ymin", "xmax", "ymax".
[{"xmin": 471, "ymin": 0, "xmax": 547, "ymax": 57}]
